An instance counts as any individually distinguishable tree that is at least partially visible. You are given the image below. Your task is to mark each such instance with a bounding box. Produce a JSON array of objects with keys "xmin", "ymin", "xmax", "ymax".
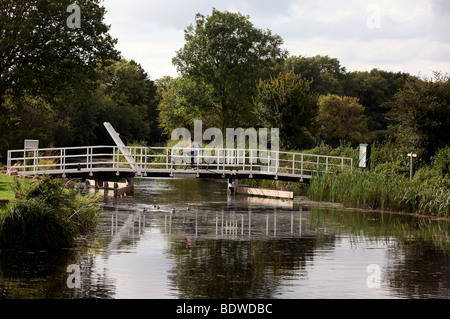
[
  {"xmin": 284, "ymin": 55, "xmax": 346, "ymax": 95},
  {"xmin": 172, "ymin": 9, "xmax": 288, "ymax": 132},
  {"xmin": 0, "ymin": 92, "xmax": 71, "ymax": 153},
  {"xmin": 254, "ymin": 70, "xmax": 318, "ymax": 149},
  {"xmin": 0, "ymin": 0, "xmax": 119, "ymax": 155},
  {"xmin": 157, "ymin": 76, "xmax": 215, "ymax": 137},
  {"xmin": 384, "ymin": 72, "xmax": 450, "ymax": 160},
  {"xmin": 342, "ymin": 69, "xmax": 413, "ymax": 136},
  {"xmin": 0, "ymin": 0, "xmax": 118, "ymax": 101},
  {"xmin": 317, "ymin": 94, "xmax": 369, "ymax": 146},
  {"xmin": 93, "ymin": 59, "xmax": 159, "ymax": 145}
]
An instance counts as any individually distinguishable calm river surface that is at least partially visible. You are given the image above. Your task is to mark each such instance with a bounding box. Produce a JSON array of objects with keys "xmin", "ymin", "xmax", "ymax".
[{"xmin": 1, "ymin": 178, "xmax": 449, "ymax": 299}]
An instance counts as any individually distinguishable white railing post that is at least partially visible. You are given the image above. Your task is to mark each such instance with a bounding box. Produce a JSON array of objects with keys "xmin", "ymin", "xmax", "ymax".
[
  {"xmin": 292, "ymin": 153, "xmax": 295, "ymax": 175},
  {"xmin": 250, "ymin": 149, "xmax": 253, "ymax": 173},
  {"xmin": 166, "ymin": 148, "xmax": 169, "ymax": 170},
  {"xmin": 276, "ymin": 151, "xmax": 279, "ymax": 174},
  {"xmin": 62, "ymin": 148, "xmax": 65, "ymax": 172},
  {"xmin": 317, "ymin": 155, "xmax": 320, "ymax": 173},
  {"xmin": 23, "ymin": 149, "xmax": 26, "ymax": 173},
  {"xmin": 144, "ymin": 147, "xmax": 148, "ymax": 171},
  {"xmin": 86, "ymin": 147, "xmax": 89, "ymax": 171},
  {"xmin": 7, "ymin": 150, "xmax": 11, "ymax": 173},
  {"xmin": 33, "ymin": 149, "xmax": 38, "ymax": 174},
  {"xmin": 301, "ymin": 154, "xmax": 304, "ymax": 177},
  {"xmin": 113, "ymin": 147, "xmax": 117, "ymax": 170}
]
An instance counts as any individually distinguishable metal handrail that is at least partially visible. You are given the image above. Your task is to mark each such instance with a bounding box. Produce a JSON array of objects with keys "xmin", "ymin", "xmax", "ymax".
[{"xmin": 7, "ymin": 145, "xmax": 353, "ymax": 178}]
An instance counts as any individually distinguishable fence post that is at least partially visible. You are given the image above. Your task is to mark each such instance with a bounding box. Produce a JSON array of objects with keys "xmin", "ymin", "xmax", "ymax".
[
  {"xmin": 292, "ymin": 153, "xmax": 295, "ymax": 175},
  {"xmin": 33, "ymin": 149, "xmax": 38, "ymax": 174},
  {"xmin": 275, "ymin": 151, "xmax": 279, "ymax": 174},
  {"xmin": 166, "ymin": 148, "xmax": 169, "ymax": 170},
  {"xmin": 301, "ymin": 154, "xmax": 304, "ymax": 177},
  {"xmin": 317, "ymin": 155, "xmax": 320, "ymax": 173},
  {"xmin": 7, "ymin": 150, "xmax": 11, "ymax": 173}
]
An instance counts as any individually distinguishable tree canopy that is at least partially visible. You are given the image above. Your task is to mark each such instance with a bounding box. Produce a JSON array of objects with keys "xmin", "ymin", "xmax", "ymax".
[
  {"xmin": 0, "ymin": 0, "xmax": 119, "ymax": 155},
  {"xmin": 172, "ymin": 8, "xmax": 288, "ymax": 132},
  {"xmin": 317, "ymin": 94, "xmax": 369, "ymax": 146},
  {"xmin": 384, "ymin": 72, "xmax": 450, "ymax": 160},
  {"xmin": 254, "ymin": 70, "xmax": 318, "ymax": 149},
  {"xmin": 0, "ymin": 0, "xmax": 118, "ymax": 100}
]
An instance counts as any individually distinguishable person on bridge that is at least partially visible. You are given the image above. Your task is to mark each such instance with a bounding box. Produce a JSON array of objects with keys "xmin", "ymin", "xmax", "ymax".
[{"xmin": 184, "ymin": 138, "xmax": 201, "ymax": 169}]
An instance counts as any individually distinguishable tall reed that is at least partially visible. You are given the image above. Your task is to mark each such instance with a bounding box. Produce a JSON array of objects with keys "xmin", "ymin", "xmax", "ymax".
[{"xmin": 308, "ymin": 169, "xmax": 449, "ymax": 217}]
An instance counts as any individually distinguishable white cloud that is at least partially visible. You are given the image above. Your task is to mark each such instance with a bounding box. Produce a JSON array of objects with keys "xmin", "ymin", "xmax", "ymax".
[{"xmin": 102, "ymin": 0, "xmax": 450, "ymax": 79}]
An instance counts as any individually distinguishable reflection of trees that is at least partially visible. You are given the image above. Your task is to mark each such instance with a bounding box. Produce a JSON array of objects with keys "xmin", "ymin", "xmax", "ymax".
[
  {"xmin": 385, "ymin": 242, "xmax": 450, "ymax": 298},
  {"xmin": 0, "ymin": 250, "xmax": 75, "ymax": 298},
  {"xmin": 0, "ymin": 207, "xmax": 125, "ymax": 299},
  {"xmin": 134, "ymin": 179, "xmax": 226, "ymax": 206},
  {"xmin": 161, "ymin": 189, "xmax": 341, "ymax": 299},
  {"xmin": 310, "ymin": 206, "xmax": 450, "ymax": 298},
  {"xmin": 167, "ymin": 238, "xmax": 317, "ymax": 298},
  {"xmin": 0, "ymin": 247, "xmax": 115, "ymax": 299},
  {"xmin": 310, "ymin": 207, "xmax": 450, "ymax": 250}
]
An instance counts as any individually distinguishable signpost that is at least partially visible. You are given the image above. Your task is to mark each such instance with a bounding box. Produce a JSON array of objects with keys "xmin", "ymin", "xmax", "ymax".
[
  {"xmin": 408, "ymin": 152, "xmax": 417, "ymax": 180},
  {"xmin": 359, "ymin": 144, "xmax": 370, "ymax": 168}
]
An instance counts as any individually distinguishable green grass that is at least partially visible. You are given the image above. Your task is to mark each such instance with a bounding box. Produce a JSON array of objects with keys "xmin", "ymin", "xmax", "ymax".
[{"xmin": 0, "ymin": 173, "xmax": 17, "ymax": 199}]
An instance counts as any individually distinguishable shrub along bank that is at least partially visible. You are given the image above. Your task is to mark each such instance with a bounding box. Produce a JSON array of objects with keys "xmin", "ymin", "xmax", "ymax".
[{"xmin": 0, "ymin": 176, "xmax": 102, "ymax": 250}]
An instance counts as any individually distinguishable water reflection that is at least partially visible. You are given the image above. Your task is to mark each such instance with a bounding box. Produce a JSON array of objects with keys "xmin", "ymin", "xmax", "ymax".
[{"xmin": 0, "ymin": 178, "xmax": 449, "ymax": 299}]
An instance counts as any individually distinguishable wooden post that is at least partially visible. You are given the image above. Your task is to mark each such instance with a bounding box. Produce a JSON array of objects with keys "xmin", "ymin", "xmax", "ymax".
[
  {"xmin": 228, "ymin": 178, "xmax": 238, "ymax": 195},
  {"xmin": 408, "ymin": 152, "xmax": 417, "ymax": 180}
]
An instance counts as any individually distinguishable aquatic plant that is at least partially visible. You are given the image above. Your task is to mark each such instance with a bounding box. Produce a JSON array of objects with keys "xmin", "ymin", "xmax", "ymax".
[
  {"xmin": 308, "ymin": 169, "xmax": 449, "ymax": 217},
  {"xmin": 0, "ymin": 176, "xmax": 102, "ymax": 250}
]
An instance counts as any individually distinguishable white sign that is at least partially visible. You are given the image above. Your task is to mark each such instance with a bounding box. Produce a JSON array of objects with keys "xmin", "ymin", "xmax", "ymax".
[
  {"xmin": 359, "ymin": 144, "xmax": 369, "ymax": 168},
  {"xmin": 24, "ymin": 139, "xmax": 39, "ymax": 150}
]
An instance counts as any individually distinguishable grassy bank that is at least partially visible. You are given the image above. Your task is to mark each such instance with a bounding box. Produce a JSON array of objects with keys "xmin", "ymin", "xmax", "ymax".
[
  {"xmin": 0, "ymin": 176, "xmax": 102, "ymax": 250},
  {"xmin": 0, "ymin": 171, "xmax": 22, "ymax": 199}
]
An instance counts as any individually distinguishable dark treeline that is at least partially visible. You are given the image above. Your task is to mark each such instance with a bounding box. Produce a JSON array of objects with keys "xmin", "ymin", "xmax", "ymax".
[{"xmin": 1, "ymin": 4, "xmax": 449, "ymax": 166}]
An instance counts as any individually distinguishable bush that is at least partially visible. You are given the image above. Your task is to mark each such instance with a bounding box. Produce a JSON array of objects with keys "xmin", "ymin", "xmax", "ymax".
[
  {"xmin": 370, "ymin": 139, "xmax": 410, "ymax": 176},
  {"xmin": 0, "ymin": 176, "xmax": 102, "ymax": 250}
]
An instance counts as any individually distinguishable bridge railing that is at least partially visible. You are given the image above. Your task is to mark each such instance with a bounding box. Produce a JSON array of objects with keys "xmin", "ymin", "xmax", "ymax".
[{"xmin": 7, "ymin": 145, "xmax": 353, "ymax": 178}]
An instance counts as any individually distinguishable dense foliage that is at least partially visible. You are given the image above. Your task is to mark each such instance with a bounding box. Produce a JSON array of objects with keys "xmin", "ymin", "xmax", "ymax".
[
  {"xmin": 172, "ymin": 9, "xmax": 287, "ymax": 132},
  {"xmin": 0, "ymin": 176, "xmax": 102, "ymax": 249}
]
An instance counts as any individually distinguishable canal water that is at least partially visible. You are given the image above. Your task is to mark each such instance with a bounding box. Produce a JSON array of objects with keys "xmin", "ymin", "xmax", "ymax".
[{"xmin": 0, "ymin": 178, "xmax": 449, "ymax": 299}]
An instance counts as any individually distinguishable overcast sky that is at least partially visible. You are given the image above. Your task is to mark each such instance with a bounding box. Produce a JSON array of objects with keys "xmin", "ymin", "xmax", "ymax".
[{"xmin": 102, "ymin": 0, "xmax": 450, "ymax": 80}]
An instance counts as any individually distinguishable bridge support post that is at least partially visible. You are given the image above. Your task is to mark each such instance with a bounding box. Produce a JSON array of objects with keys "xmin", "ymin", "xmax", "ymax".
[
  {"xmin": 125, "ymin": 176, "xmax": 135, "ymax": 196},
  {"xmin": 228, "ymin": 178, "xmax": 239, "ymax": 195}
]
